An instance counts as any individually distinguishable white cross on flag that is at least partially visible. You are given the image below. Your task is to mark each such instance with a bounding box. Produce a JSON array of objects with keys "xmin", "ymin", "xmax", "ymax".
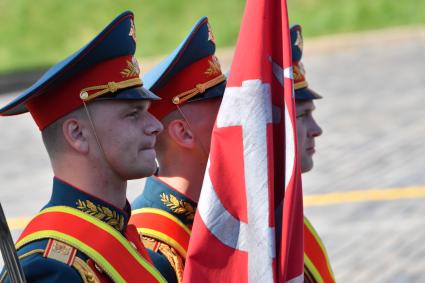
[{"xmin": 183, "ymin": 0, "xmax": 304, "ymax": 282}]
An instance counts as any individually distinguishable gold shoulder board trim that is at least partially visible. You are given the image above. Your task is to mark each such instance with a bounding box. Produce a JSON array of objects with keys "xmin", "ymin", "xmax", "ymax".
[
  {"xmin": 73, "ymin": 257, "xmax": 100, "ymax": 283},
  {"xmin": 142, "ymin": 236, "xmax": 160, "ymax": 252},
  {"xmin": 157, "ymin": 242, "xmax": 184, "ymax": 283}
]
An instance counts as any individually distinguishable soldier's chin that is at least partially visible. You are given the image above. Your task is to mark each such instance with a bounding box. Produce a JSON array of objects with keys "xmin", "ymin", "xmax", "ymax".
[
  {"xmin": 301, "ymin": 160, "xmax": 314, "ymax": 173},
  {"xmin": 140, "ymin": 163, "xmax": 158, "ymax": 178},
  {"xmin": 125, "ymin": 162, "xmax": 157, "ymax": 180}
]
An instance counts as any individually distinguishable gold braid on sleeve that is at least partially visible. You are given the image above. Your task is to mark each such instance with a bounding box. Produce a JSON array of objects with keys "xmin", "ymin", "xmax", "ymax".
[
  {"xmin": 157, "ymin": 242, "xmax": 185, "ymax": 283},
  {"xmin": 141, "ymin": 235, "xmax": 185, "ymax": 283},
  {"xmin": 72, "ymin": 257, "xmax": 100, "ymax": 283}
]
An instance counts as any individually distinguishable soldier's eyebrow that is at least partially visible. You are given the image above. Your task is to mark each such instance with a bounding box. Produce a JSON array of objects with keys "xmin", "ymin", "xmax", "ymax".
[
  {"xmin": 301, "ymin": 104, "xmax": 316, "ymax": 112},
  {"xmin": 125, "ymin": 101, "xmax": 151, "ymax": 112},
  {"xmin": 296, "ymin": 104, "xmax": 316, "ymax": 117},
  {"xmin": 296, "ymin": 111, "xmax": 307, "ymax": 118}
]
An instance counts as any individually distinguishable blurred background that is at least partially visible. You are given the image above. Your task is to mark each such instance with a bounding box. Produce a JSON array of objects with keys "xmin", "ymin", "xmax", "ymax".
[
  {"xmin": 1, "ymin": 0, "xmax": 424, "ymax": 73},
  {"xmin": 1, "ymin": 0, "xmax": 425, "ymax": 282}
]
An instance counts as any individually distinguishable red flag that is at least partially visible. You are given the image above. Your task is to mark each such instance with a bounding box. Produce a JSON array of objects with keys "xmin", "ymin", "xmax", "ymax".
[{"xmin": 183, "ymin": 0, "xmax": 304, "ymax": 281}]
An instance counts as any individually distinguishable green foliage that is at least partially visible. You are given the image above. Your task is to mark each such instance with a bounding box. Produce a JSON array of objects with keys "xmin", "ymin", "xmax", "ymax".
[
  {"xmin": 0, "ymin": 0, "xmax": 245, "ymax": 72},
  {"xmin": 288, "ymin": 0, "xmax": 425, "ymax": 36},
  {"xmin": 0, "ymin": 0, "xmax": 423, "ymax": 72}
]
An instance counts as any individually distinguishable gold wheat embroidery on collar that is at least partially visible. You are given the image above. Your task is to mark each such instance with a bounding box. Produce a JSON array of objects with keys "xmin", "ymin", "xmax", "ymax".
[
  {"xmin": 76, "ymin": 199, "xmax": 124, "ymax": 231},
  {"xmin": 160, "ymin": 193, "xmax": 195, "ymax": 221}
]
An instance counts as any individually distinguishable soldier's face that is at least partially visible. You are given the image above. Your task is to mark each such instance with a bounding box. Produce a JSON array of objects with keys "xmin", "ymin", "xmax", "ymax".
[
  {"xmin": 194, "ymin": 98, "xmax": 221, "ymax": 154},
  {"xmin": 187, "ymin": 97, "xmax": 222, "ymax": 154},
  {"xmin": 295, "ymin": 100, "xmax": 322, "ymax": 173},
  {"xmin": 90, "ymin": 100, "xmax": 163, "ymax": 180}
]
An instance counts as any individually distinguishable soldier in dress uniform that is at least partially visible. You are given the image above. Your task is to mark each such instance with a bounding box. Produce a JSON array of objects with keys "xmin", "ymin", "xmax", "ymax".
[
  {"xmin": 0, "ymin": 11, "xmax": 168, "ymax": 283},
  {"xmin": 129, "ymin": 19, "xmax": 335, "ymax": 282},
  {"xmin": 291, "ymin": 24, "xmax": 336, "ymax": 283},
  {"xmin": 129, "ymin": 17, "xmax": 225, "ymax": 283}
]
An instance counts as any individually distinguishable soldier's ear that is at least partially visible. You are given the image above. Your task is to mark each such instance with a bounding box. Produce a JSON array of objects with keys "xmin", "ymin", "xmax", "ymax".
[
  {"xmin": 62, "ymin": 118, "xmax": 89, "ymax": 154},
  {"xmin": 167, "ymin": 119, "xmax": 196, "ymax": 149}
]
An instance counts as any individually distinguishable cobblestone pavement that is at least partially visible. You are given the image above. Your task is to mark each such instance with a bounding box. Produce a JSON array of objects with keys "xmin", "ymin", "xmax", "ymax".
[
  {"xmin": 302, "ymin": 27, "xmax": 425, "ymax": 282},
  {"xmin": 0, "ymin": 26, "xmax": 425, "ymax": 282}
]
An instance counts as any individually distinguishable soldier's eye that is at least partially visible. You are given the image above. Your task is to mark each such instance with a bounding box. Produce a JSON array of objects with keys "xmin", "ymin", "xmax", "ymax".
[
  {"xmin": 127, "ymin": 110, "xmax": 139, "ymax": 118},
  {"xmin": 296, "ymin": 113, "xmax": 307, "ymax": 119}
]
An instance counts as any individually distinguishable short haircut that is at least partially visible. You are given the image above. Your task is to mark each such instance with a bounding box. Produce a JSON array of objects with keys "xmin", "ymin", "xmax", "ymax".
[
  {"xmin": 154, "ymin": 108, "xmax": 183, "ymax": 160},
  {"xmin": 41, "ymin": 107, "xmax": 85, "ymax": 160}
]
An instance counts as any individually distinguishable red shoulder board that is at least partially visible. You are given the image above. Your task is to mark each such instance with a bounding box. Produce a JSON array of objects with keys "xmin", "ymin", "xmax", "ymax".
[
  {"xmin": 130, "ymin": 208, "xmax": 191, "ymax": 258},
  {"xmin": 304, "ymin": 216, "xmax": 336, "ymax": 283},
  {"xmin": 16, "ymin": 206, "xmax": 166, "ymax": 283}
]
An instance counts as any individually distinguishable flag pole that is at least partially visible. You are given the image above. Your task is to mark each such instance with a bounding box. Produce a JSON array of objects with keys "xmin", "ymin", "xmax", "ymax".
[{"xmin": 0, "ymin": 203, "xmax": 27, "ymax": 283}]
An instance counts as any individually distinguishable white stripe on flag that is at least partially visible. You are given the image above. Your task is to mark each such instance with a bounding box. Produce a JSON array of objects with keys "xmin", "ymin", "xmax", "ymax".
[
  {"xmin": 284, "ymin": 99, "xmax": 295, "ymax": 190},
  {"xmin": 198, "ymin": 163, "xmax": 250, "ymax": 252},
  {"xmin": 214, "ymin": 79, "xmax": 275, "ymax": 282}
]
